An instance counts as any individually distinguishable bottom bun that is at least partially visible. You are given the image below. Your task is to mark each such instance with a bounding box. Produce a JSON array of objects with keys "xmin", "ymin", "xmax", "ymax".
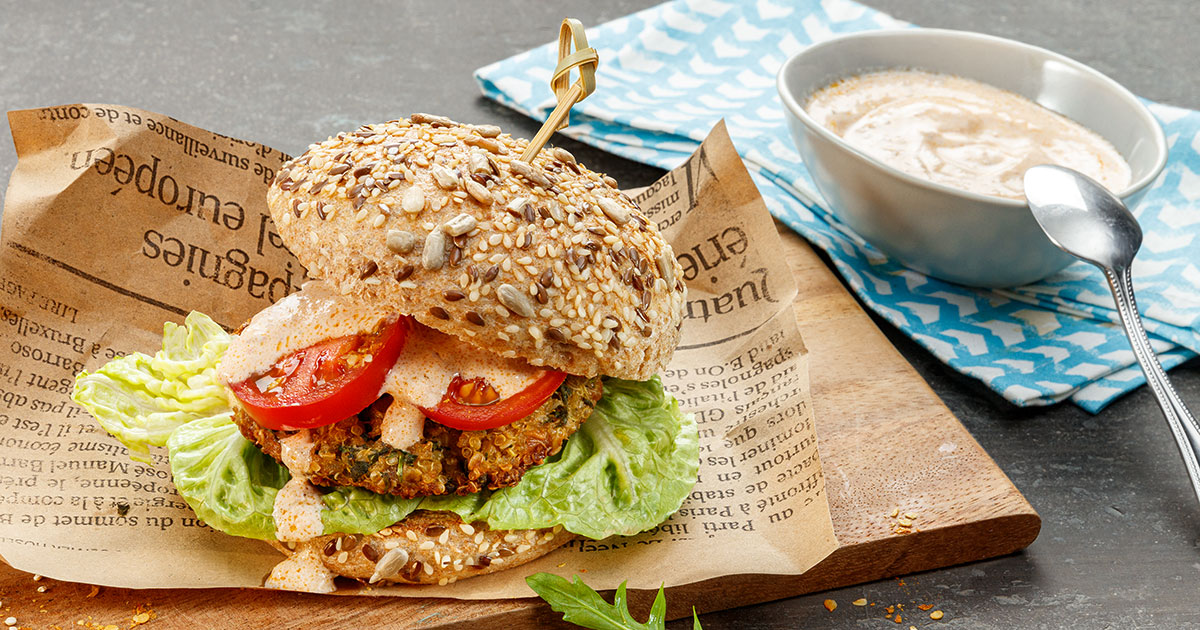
[{"xmin": 272, "ymin": 510, "xmax": 576, "ymax": 586}]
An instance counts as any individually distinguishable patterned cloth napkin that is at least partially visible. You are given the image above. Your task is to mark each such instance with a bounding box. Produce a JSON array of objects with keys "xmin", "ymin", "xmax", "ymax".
[{"xmin": 475, "ymin": 0, "xmax": 1200, "ymax": 412}]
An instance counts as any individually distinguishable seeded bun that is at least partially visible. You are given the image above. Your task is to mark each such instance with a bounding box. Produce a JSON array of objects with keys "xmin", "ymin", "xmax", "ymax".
[
  {"xmin": 267, "ymin": 114, "xmax": 686, "ymax": 381},
  {"xmin": 274, "ymin": 511, "xmax": 575, "ymax": 586}
]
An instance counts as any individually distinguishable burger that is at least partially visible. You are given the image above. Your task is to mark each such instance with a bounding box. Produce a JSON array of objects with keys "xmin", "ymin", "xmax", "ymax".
[{"xmin": 72, "ymin": 113, "xmax": 697, "ymax": 592}]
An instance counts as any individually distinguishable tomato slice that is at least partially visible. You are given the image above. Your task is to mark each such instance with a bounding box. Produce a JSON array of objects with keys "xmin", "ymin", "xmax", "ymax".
[
  {"xmin": 421, "ymin": 369, "xmax": 568, "ymax": 431},
  {"xmin": 230, "ymin": 316, "xmax": 411, "ymax": 431}
]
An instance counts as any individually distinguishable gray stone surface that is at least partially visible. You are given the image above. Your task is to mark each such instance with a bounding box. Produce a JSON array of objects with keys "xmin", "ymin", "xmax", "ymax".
[{"xmin": 1, "ymin": 1, "xmax": 1198, "ymax": 628}]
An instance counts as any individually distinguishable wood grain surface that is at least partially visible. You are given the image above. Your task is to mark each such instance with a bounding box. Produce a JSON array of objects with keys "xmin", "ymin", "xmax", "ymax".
[{"xmin": 0, "ymin": 224, "xmax": 1040, "ymax": 629}]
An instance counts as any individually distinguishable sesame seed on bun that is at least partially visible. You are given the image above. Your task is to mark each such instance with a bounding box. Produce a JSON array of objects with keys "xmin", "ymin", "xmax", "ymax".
[{"xmin": 268, "ymin": 114, "xmax": 686, "ymax": 380}]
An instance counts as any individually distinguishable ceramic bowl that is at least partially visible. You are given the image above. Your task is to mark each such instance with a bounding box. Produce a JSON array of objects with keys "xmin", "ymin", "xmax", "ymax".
[{"xmin": 777, "ymin": 28, "xmax": 1167, "ymax": 287}]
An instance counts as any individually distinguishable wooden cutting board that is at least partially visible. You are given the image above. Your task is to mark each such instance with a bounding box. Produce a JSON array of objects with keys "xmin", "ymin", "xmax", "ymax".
[{"xmin": 0, "ymin": 223, "xmax": 1040, "ymax": 628}]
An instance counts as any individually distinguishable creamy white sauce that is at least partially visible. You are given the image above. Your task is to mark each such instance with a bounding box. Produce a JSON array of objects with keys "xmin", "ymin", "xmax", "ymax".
[
  {"xmin": 279, "ymin": 430, "xmax": 315, "ymax": 476},
  {"xmin": 265, "ymin": 546, "xmax": 336, "ymax": 594},
  {"xmin": 380, "ymin": 402, "xmax": 425, "ymax": 450},
  {"xmin": 217, "ymin": 281, "xmax": 394, "ymax": 384},
  {"xmin": 273, "ymin": 477, "xmax": 326, "ymax": 543},
  {"xmin": 805, "ymin": 70, "xmax": 1132, "ymax": 199},
  {"xmin": 381, "ymin": 326, "xmax": 539, "ymax": 409}
]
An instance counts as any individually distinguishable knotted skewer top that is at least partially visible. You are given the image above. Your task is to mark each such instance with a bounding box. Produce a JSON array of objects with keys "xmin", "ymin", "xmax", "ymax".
[{"xmin": 518, "ymin": 18, "xmax": 599, "ymax": 163}]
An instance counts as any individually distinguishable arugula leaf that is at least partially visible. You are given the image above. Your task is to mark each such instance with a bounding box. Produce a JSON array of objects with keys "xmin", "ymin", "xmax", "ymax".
[{"xmin": 527, "ymin": 573, "xmax": 701, "ymax": 630}]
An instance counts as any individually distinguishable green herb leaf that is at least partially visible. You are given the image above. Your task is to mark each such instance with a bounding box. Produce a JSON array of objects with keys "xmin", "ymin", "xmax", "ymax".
[{"xmin": 527, "ymin": 573, "xmax": 702, "ymax": 630}]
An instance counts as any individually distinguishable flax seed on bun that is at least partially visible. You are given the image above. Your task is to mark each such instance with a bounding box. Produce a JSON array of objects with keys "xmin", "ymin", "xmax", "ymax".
[{"xmin": 267, "ymin": 114, "xmax": 686, "ymax": 381}]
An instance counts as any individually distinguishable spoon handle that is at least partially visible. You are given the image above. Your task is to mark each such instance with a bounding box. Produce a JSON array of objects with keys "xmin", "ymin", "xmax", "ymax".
[{"xmin": 1106, "ymin": 266, "xmax": 1200, "ymax": 505}]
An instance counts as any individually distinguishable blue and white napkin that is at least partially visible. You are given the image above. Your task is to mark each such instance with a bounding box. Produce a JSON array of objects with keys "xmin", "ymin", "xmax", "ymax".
[{"xmin": 475, "ymin": 0, "xmax": 1200, "ymax": 412}]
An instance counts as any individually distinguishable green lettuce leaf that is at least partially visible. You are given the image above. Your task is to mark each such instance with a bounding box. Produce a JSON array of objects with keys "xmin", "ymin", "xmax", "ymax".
[
  {"xmin": 416, "ymin": 490, "xmax": 492, "ymax": 524},
  {"xmin": 77, "ymin": 311, "xmax": 698, "ymax": 542},
  {"xmin": 483, "ymin": 377, "xmax": 698, "ymax": 539},
  {"xmin": 72, "ymin": 312, "xmax": 232, "ymax": 462},
  {"xmin": 321, "ymin": 487, "xmax": 421, "ymax": 535},
  {"xmin": 168, "ymin": 413, "xmax": 288, "ymax": 540}
]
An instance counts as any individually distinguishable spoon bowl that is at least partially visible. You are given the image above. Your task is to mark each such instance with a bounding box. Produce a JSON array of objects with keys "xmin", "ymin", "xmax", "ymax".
[{"xmin": 1024, "ymin": 165, "xmax": 1142, "ymax": 271}]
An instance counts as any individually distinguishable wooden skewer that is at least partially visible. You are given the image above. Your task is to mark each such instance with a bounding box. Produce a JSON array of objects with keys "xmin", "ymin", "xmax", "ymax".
[{"xmin": 519, "ymin": 18, "xmax": 598, "ymax": 163}]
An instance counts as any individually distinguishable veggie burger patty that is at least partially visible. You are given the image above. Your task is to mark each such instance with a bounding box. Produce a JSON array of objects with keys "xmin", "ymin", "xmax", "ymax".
[{"xmin": 233, "ymin": 375, "xmax": 603, "ymax": 498}]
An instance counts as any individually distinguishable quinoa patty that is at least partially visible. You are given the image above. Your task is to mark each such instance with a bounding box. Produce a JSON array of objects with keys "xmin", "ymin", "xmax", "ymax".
[{"xmin": 233, "ymin": 376, "xmax": 602, "ymax": 498}]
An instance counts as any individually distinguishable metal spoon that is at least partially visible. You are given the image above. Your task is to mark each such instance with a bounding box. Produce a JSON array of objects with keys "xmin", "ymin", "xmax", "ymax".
[{"xmin": 1024, "ymin": 164, "xmax": 1200, "ymax": 507}]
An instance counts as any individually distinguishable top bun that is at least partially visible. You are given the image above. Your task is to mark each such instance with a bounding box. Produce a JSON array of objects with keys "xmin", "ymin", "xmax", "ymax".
[{"xmin": 267, "ymin": 114, "xmax": 685, "ymax": 380}]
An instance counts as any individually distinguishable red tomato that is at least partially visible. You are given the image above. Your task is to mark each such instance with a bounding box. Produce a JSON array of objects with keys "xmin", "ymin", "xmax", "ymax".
[
  {"xmin": 421, "ymin": 370, "xmax": 568, "ymax": 431},
  {"xmin": 229, "ymin": 316, "xmax": 411, "ymax": 431}
]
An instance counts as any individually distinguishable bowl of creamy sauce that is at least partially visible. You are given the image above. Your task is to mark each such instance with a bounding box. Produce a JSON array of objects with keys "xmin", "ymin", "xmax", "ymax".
[{"xmin": 777, "ymin": 29, "xmax": 1167, "ymax": 287}]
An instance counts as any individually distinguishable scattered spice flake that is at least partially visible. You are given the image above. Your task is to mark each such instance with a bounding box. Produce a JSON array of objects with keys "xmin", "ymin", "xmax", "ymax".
[
  {"xmin": 888, "ymin": 510, "xmax": 921, "ymax": 535},
  {"xmin": 823, "ymin": 599, "xmax": 837, "ymax": 612},
  {"xmin": 86, "ymin": 586, "xmax": 100, "ymax": 598},
  {"xmin": 893, "ymin": 615, "xmax": 902, "ymax": 624},
  {"xmin": 885, "ymin": 606, "xmax": 895, "ymax": 614},
  {"xmin": 72, "ymin": 604, "xmax": 155, "ymax": 630},
  {"xmin": 910, "ymin": 626, "xmax": 918, "ymax": 630},
  {"xmin": 917, "ymin": 604, "xmax": 933, "ymax": 611},
  {"xmin": 852, "ymin": 598, "xmax": 868, "ymax": 607},
  {"xmin": 129, "ymin": 604, "xmax": 157, "ymax": 627},
  {"xmin": 930, "ymin": 610, "xmax": 944, "ymax": 620}
]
